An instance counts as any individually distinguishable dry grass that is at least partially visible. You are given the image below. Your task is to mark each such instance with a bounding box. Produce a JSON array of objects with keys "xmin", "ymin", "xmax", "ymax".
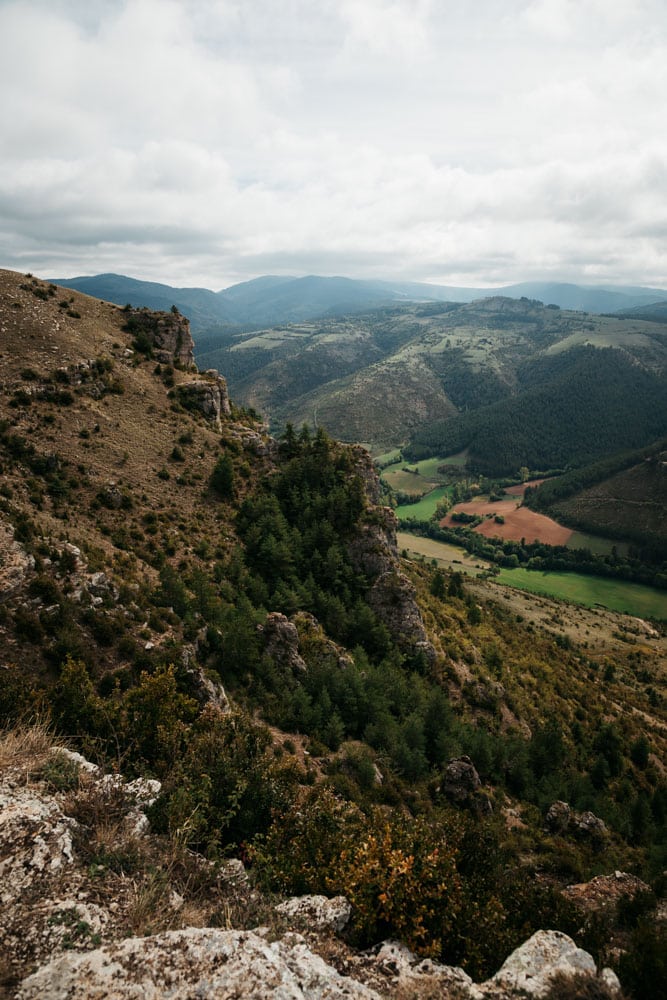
[{"xmin": 0, "ymin": 718, "xmax": 56, "ymax": 775}]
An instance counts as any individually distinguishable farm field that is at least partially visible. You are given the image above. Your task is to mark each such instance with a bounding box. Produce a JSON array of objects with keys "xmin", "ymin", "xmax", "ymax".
[
  {"xmin": 396, "ymin": 486, "xmax": 451, "ymax": 521},
  {"xmin": 384, "ymin": 468, "xmax": 439, "ymax": 497},
  {"xmin": 396, "ymin": 531, "xmax": 491, "ymax": 573},
  {"xmin": 441, "ymin": 495, "xmax": 573, "ymax": 545},
  {"xmin": 381, "ymin": 451, "xmax": 468, "ymax": 497},
  {"xmin": 496, "ymin": 566, "xmax": 667, "ymax": 620}
]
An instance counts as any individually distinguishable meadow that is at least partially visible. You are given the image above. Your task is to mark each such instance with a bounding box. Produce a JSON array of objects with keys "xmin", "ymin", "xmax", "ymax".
[
  {"xmin": 396, "ymin": 486, "xmax": 452, "ymax": 521},
  {"xmin": 397, "ymin": 531, "xmax": 667, "ymax": 619},
  {"xmin": 496, "ymin": 566, "xmax": 667, "ymax": 620}
]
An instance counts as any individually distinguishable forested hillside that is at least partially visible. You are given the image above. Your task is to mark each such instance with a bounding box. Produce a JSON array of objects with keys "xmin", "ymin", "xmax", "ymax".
[
  {"xmin": 195, "ymin": 297, "xmax": 667, "ymax": 465},
  {"xmin": 524, "ymin": 439, "xmax": 667, "ymax": 555},
  {"xmin": 406, "ymin": 346, "xmax": 667, "ymax": 474},
  {"xmin": 1, "ymin": 270, "xmax": 665, "ymax": 996}
]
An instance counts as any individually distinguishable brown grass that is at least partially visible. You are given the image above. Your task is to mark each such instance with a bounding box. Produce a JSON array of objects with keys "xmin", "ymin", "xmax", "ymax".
[{"xmin": 0, "ymin": 719, "xmax": 55, "ymax": 774}]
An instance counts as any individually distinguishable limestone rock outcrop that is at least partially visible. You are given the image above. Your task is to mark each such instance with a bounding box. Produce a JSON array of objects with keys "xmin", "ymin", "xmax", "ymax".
[
  {"xmin": 259, "ymin": 612, "xmax": 307, "ymax": 672},
  {"xmin": 125, "ymin": 307, "xmax": 196, "ymax": 368},
  {"xmin": 486, "ymin": 930, "xmax": 621, "ymax": 998},
  {"xmin": 348, "ymin": 505, "xmax": 435, "ymax": 661},
  {"xmin": 442, "ymin": 755, "xmax": 482, "ymax": 804},
  {"xmin": 275, "ymin": 895, "xmax": 352, "ymax": 933},
  {"xmin": 177, "ymin": 372, "xmax": 231, "ymax": 429},
  {"xmin": 373, "ymin": 940, "xmax": 483, "ymax": 998},
  {"xmin": 562, "ymin": 871, "xmax": 651, "ymax": 915},
  {"xmin": 545, "ymin": 801, "xmax": 608, "ymax": 841},
  {"xmin": 0, "ymin": 516, "xmax": 35, "ymax": 599},
  {"xmin": 17, "ymin": 928, "xmax": 383, "ymax": 1000}
]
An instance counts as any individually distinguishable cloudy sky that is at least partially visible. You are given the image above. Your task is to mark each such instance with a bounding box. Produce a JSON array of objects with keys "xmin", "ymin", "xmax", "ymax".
[{"xmin": 1, "ymin": 0, "xmax": 666, "ymax": 290}]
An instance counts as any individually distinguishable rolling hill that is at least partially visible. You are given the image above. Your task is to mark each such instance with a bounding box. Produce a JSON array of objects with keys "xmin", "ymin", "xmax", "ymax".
[
  {"xmin": 524, "ymin": 439, "xmax": 667, "ymax": 554},
  {"xmin": 197, "ymin": 295, "xmax": 667, "ymax": 465}
]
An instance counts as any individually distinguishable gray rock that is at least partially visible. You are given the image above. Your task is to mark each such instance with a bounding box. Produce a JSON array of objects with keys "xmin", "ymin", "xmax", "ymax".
[
  {"xmin": 573, "ymin": 810, "xmax": 608, "ymax": 840},
  {"xmin": 373, "ymin": 940, "xmax": 483, "ymax": 997},
  {"xmin": 177, "ymin": 374, "xmax": 231, "ymax": 429},
  {"xmin": 486, "ymin": 929, "xmax": 597, "ymax": 997},
  {"xmin": 17, "ymin": 928, "xmax": 383, "ymax": 999},
  {"xmin": 545, "ymin": 800, "xmax": 571, "ymax": 834},
  {"xmin": 0, "ymin": 786, "xmax": 77, "ymax": 905},
  {"xmin": 275, "ymin": 895, "xmax": 352, "ymax": 933},
  {"xmin": 443, "ymin": 756, "xmax": 481, "ymax": 804},
  {"xmin": 260, "ymin": 612, "xmax": 307, "ymax": 672}
]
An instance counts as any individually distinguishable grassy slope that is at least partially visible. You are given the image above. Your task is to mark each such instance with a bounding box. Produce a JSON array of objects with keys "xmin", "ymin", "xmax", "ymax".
[{"xmin": 496, "ymin": 566, "xmax": 667, "ymax": 620}]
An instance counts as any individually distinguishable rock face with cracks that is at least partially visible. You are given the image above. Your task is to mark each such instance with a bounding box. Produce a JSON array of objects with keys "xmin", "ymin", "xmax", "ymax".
[{"xmin": 17, "ymin": 928, "xmax": 383, "ymax": 1000}]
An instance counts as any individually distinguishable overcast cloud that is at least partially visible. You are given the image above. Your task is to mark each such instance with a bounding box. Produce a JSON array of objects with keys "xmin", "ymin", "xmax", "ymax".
[{"xmin": 1, "ymin": 0, "xmax": 666, "ymax": 289}]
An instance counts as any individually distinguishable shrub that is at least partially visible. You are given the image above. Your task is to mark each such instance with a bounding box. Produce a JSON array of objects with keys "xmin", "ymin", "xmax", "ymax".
[{"xmin": 210, "ymin": 455, "xmax": 234, "ymax": 498}]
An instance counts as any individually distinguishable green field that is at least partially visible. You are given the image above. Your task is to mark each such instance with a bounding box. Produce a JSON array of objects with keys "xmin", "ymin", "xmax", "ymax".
[
  {"xmin": 374, "ymin": 448, "xmax": 403, "ymax": 464},
  {"xmin": 496, "ymin": 567, "xmax": 667, "ymax": 620},
  {"xmin": 396, "ymin": 486, "xmax": 451, "ymax": 522},
  {"xmin": 566, "ymin": 531, "xmax": 629, "ymax": 557},
  {"xmin": 383, "ymin": 469, "xmax": 439, "ymax": 497}
]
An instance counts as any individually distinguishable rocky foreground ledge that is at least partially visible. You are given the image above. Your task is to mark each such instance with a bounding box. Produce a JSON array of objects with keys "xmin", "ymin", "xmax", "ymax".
[{"xmin": 0, "ymin": 731, "xmax": 622, "ymax": 1000}]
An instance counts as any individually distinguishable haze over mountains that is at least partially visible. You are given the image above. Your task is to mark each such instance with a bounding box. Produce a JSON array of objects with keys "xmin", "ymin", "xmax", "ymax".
[{"xmin": 53, "ymin": 272, "xmax": 667, "ymax": 332}]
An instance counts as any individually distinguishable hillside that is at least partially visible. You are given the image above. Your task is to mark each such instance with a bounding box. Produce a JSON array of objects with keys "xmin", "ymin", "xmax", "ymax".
[
  {"xmin": 197, "ymin": 296, "xmax": 667, "ymax": 461},
  {"xmin": 408, "ymin": 344, "xmax": 667, "ymax": 475},
  {"xmin": 525, "ymin": 440, "xmax": 667, "ymax": 554},
  {"xmin": 1, "ymin": 269, "xmax": 666, "ymax": 997}
]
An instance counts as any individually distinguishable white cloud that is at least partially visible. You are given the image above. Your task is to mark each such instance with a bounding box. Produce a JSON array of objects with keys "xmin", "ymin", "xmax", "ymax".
[{"xmin": 0, "ymin": 0, "xmax": 666, "ymax": 289}]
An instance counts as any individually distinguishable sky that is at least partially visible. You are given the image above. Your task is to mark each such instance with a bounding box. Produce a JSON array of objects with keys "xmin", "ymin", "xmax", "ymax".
[{"xmin": 1, "ymin": 0, "xmax": 666, "ymax": 291}]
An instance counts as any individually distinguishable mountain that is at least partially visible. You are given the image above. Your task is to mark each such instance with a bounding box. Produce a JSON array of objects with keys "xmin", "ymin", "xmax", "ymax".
[
  {"xmin": 615, "ymin": 300, "xmax": 667, "ymax": 323},
  {"xmin": 1, "ymin": 269, "xmax": 666, "ymax": 996},
  {"xmin": 53, "ymin": 271, "xmax": 667, "ymax": 333},
  {"xmin": 198, "ymin": 295, "xmax": 667, "ymax": 463},
  {"xmin": 407, "ymin": 342, "xmax": 667, "ymax": 475},
  {"xmin": 50, "ymin": 272, "xmax": 236, "ymax": 329}
]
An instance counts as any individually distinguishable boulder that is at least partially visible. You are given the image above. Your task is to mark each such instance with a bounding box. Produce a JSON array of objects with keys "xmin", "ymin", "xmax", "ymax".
[
  {"xmin": 486, "ymin": 929, "xmax": 614, "ymax": 997},
  {"xmin": 0, "ymin": 785, "xmax": 77, "ymax": 904},
  {"xmin": 563, "ymin": 871, "xmax": 651, "ymax": 915},
  {"xmin": 373, "ymin": 940, "xmax": 483, "ymax": 998},
  {"xmin": 545, "ymin": 802, "xmax": 607, "ymax": 841},
  {"xmin": 17, "ymin": 928, "xmax": 383, "ymax": 999},
  {"xmin": 545, "ymin": 800, "xmax": 571, "ymax": 834},
  {"xmin": 573, "ymin": 810, "xmax": 608, "ymax": 841},
  {"xmin": 275, "ymin": 895, "xmax": 352, "ymax": 933},
  {"xmin": 443, "ymin": 756, "xmax": 482, "ymax": 804}
]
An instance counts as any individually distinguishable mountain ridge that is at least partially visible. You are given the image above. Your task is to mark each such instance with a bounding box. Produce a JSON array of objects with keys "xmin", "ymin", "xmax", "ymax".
[{"xmin": 51, "ymin": 271, "xmax": 667, "ymax": 331}]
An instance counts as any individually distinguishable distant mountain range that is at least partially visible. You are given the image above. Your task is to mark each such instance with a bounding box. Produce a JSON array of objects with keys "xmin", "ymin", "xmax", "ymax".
[{"xmin": 52, "ymin": 272, "xmax": 667, "ymax": 332}]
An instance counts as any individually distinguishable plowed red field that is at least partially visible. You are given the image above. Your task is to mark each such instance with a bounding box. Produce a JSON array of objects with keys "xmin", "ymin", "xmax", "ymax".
[{"xmin": 441, "ymin": 495, "xmax": 573, "ymax": 545}]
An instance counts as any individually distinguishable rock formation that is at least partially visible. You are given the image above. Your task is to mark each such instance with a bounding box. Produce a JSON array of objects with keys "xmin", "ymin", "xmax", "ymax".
[
  {"xmin": 124, "ymin": 306, "xmax": 196, "ymax": 368},
  {"xmin": 177, "ymin": 371, "xmax": 231, "ymax": 429},
  {"xmin": 348, "ymin": 504, "xmax": 435, "ymax": 662},
  {"xmin": 545, "ymin": 800, "xmax": 608, "ymax": 841}
]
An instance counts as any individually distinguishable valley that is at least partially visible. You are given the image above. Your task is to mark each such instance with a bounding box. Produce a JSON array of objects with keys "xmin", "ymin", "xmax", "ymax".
[{"xmin": 0, "ymin": 268, "xmax": 665, "ymax": 998}]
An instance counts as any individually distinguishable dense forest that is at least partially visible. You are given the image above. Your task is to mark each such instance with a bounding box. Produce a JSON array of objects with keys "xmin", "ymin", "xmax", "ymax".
[{"xmin": 406, "ymin": 347, "xmax": 667, "ymax": 475}]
